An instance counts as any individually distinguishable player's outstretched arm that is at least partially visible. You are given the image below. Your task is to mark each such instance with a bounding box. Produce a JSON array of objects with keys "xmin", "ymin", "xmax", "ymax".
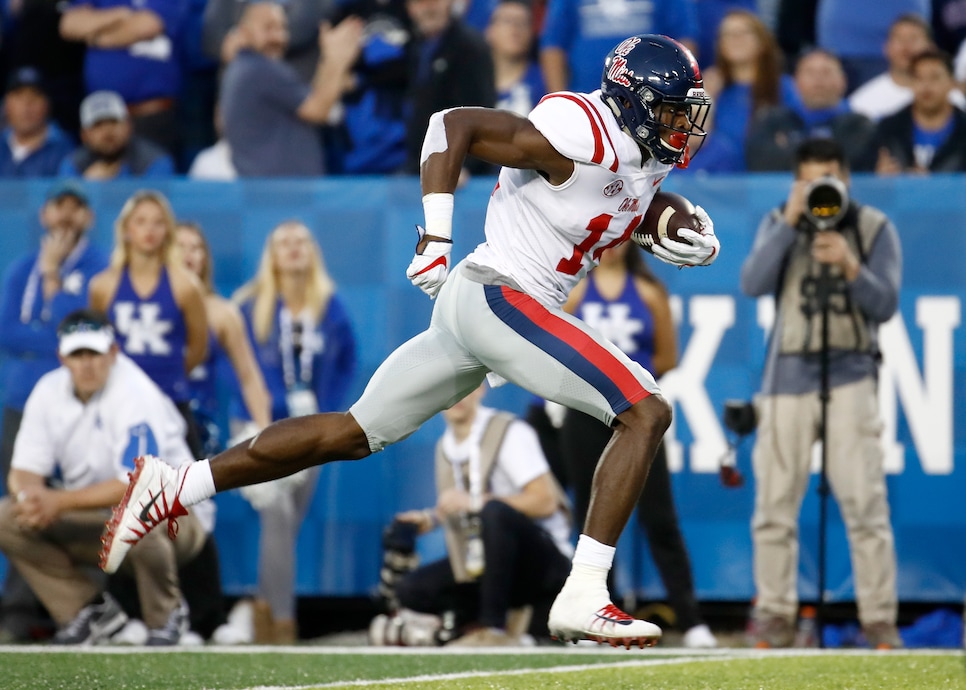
[{"xmin": 420, "ymin": 107, "xmax": 574, "ymax": 196}]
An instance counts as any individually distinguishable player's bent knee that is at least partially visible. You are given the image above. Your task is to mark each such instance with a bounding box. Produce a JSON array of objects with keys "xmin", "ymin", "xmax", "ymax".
[{"xmin": 619, "ymin": 394, "xmax": 672, "ymax": 436}]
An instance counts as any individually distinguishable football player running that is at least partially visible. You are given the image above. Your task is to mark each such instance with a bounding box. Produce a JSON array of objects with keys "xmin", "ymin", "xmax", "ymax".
[{"xmin": 101, "ymin": 34, "xmax": 718, "ymax": 648}]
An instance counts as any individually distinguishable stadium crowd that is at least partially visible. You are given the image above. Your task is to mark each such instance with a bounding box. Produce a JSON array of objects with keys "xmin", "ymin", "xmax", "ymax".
[{"xmin": 0, "ymin": 0, "xmax": 965, "ymax": 178}]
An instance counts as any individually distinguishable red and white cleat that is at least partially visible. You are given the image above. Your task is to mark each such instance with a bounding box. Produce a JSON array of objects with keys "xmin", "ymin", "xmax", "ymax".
[
  {"xmin": 99, "ymin": 455, "xmax": 188, "ymax": 574},
  {"xmin": 548, "ymin": 590, "xmax": 662, "ymax": 649}
]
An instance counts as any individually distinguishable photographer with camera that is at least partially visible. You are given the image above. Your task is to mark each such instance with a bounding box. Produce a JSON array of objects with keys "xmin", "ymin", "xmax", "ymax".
[
  {"xmin": 370, "ymin": 384, "xmax": 573, "ymax": 647},
  {"xmin": 739, "ymin": 138, "xmax": 903, "ymax": 650}
]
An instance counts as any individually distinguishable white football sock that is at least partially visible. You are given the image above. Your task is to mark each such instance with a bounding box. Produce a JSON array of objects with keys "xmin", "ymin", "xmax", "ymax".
[
  {"xmin": 178, "ymin": 460, "xmax": 216, "ymax": 506},
  {"xmin": 564, "ymin": 535, "xmax": 614, "ymax": 594},
  {"xmin": 572, "ymin": 534, "xmax": 615, "ymax": 569}
]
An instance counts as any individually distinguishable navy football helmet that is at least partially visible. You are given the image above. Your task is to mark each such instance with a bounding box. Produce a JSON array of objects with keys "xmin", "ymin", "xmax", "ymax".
[{"xmin": 601, "ymin": 34, "xmax": 711, "ymax": 166}]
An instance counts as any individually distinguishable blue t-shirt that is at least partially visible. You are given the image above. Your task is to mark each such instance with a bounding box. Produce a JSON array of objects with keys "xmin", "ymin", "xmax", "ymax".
[
  {"xmin": 710, "ymin": 75, "xmax": 797, "ymax": 171},
  {"xmin": 496, "ymin": 63, "xmax": 547, "ymax": 116},
  {"xmin": 540, "ymin": 0, "xmax": 698, "ymax": 92},
  {"xmin": 0, "ymin": 124, "xmax": 75, "ymax": 177},
  {"xmin": 235, "ymin": 295, "xmax": 357, "ymax": 422},
  {"xmin": 0, "ymin": 239, "xmax": 109, "ymax": 409},
  {"xmin": 71, "ymin": 0, "xmax": 185, "ymax": 102},
  {"xmin": 818, "ymin": 0, "xmax": 929, "ymax": 59},
  {"xmin": 913, "ymin": 116, "xmax": 956, "ymax": 169}
]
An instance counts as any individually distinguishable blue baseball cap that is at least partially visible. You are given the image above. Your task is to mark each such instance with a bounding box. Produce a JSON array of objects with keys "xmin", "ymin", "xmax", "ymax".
[
  {"xmin": 45, "ymin": 179, "xmax": 90, "ymax": 207},
  {"xmin": 6, "ymin": 66, "xmax": 46, "ymax": 96}
]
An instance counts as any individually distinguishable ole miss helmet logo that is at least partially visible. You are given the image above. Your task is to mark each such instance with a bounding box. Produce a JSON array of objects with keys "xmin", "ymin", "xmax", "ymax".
[{"xmin": 607, "ymin": 37, "xmax": 641, "ymax": 87}]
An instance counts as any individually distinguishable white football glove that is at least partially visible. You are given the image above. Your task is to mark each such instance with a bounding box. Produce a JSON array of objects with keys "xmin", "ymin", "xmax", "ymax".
[
  {"xmin": 406, "ymin": 225, "xmax": 452, "ymax": 299},
  {"xmin": 650, "ymin": 205, "xmax": 720, "ymax": 267}
]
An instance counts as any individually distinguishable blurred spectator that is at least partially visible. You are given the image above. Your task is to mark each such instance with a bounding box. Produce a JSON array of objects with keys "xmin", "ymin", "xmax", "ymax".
[
  {"xmin": 231, "ymin": 221, "xmax": 357, "ymax": 644},
  {"xmin": 746, "ymin": 49, "xmax": 876, "ymax": 171},
  {"xmin": 0, "ymin": 66, "xmax": 75, "ymax": 177},
  {"xmin": 175, "ymin": 221, "xmax": 271, "ymax": 456},
  {"xmin": 539, "ymin": 0, "xmax": 697, "ymax": 93},
  {"xmin": 326, "ymin": 0, "xmax": 412, "ymax": 174},
  {"xmin": 693, "ymin": 0, "xmax": 758, "ymax": 68},
  {"xmin": 817, "ymin": 0, "xmax": 929, "ymax": 93},
  {"xmin": 486, "ymin": 0, "xmax": 545, "ymax": 116},
  {"xmin": 387, "ymin": 385, "xmax": 572, "ymax": 647},
  {"xmin": 403, "ymin": 0, "xmax": 496, "ymax": 174},
  {"xmin": 932, "ymin": 0, "xmax": 966, "ymax": 54},
  {"xmin": 204, "ymin": 0, "xmax": 334, "ymax": 83},
  {"xmin": 58, "ymin": 91, "xmax": 175, "ymax": 179},
  {"xmin": 0, "ymin": 309, "xmax": 207, "ymax": 646},
  {"xmin": 88, "ymin": 189, "xmax": 207, "ymax": 452},
  {"xmin": 872, "ymin": 49, "xmax": 966, "ymax": 174},
  {"xmin": 218, "ymin": 2, "xmax": 363, "ymax": 177},
  {"xmin": 1, "ymin": 0, "xmax": 86, "ymax": 136},
  {"xmin": 58, "ymin": 0, "xmax": 185, "ymax": 156},
  {"xmin": 849, "ymin": 14, "xmax": 966, "ymax": 120},
  {"xmin": 558, "ymin": 243, "xmax": 717, "ymax": 650},
  {"xmin": 697, "ymin": 9, "xmax": 794, "ymax": 172},
  {"xmin": 0, "ymin": 181, "xmax": 108, "ymax": 643},
  {"xmin": 957, "ymin": 36, "xmax": 966, "ymax": 84}
]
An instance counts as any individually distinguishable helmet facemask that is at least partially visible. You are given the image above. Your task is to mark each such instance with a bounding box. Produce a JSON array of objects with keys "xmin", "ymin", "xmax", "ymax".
[{"xmin": 606, "ymin": 84, "xmax": 711, "ymax": 167}]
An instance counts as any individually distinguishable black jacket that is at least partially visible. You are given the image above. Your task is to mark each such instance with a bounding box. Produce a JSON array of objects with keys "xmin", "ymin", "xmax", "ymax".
[
  {"xmin": 870, "ymin": 105, "xmax": 966, "ymax": 173},
  {"xmin": 404, "ymin": 20, "xmax": 496, "ymax": 174},
  {"xmin": 745, "ymin": 105, "xmax": 876, "ymax": 172}
]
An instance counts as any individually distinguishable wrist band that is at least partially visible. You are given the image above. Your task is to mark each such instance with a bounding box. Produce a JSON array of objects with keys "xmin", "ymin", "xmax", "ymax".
[{"xmin": 422, "ymin": 193, "xmax": 454, "ymax": 241}]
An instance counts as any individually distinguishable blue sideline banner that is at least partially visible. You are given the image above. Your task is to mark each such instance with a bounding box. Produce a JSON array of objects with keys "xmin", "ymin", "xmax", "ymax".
[{"xmin": 0, "ymin": 175, "xmax": 961, "ymax": 603}]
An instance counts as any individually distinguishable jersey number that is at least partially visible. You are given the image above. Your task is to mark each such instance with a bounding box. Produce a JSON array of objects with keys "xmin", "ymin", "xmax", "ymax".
[{"xmin": 555, "ymin": 213, "xmax": 642, "ymax": 275}]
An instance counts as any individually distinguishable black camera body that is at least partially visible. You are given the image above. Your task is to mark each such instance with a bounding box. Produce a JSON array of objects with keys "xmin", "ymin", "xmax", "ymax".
[{"xmin": 723, "ymin": 399, "xmax": 757, "ymax": 436}]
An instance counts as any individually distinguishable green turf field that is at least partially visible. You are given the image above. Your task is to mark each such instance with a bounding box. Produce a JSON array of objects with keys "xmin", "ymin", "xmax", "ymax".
[{"xmin": 0, "ymin": 647, "xmax": 964, "ymax": 690}]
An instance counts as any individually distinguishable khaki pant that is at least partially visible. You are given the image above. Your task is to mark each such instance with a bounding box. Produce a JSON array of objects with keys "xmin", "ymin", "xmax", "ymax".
[
  {"xmin": 751, "ymin": 377, "xmax": 898, "ymax": 626},
  {"xmin": 0, "ymin": 497, "xmax": 206, "ymax": 629}
]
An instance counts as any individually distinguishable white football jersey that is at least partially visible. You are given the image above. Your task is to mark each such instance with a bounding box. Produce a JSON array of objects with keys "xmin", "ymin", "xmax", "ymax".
[{"xmin": 465, "ymin": 90, "xmax": 672, "ymax": 308}]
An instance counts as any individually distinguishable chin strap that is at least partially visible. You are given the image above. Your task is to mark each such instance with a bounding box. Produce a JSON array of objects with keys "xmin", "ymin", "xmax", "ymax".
[
  {"xmin": 667, "ymin": 132, "xmax": 690, "ymax": 169},
  {"xmin": 675, "ymin": 144, "xmax": 692, "ymax": 169}
]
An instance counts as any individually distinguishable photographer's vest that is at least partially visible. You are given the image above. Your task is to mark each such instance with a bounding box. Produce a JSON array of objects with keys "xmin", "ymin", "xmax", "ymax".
[
  {"xmin": 775, "ymin": 204, "xmax": 887, "ymax": 356},
  {"xmin": 434, "ymin": 412, "xmax": 571, "ymax": 583}
]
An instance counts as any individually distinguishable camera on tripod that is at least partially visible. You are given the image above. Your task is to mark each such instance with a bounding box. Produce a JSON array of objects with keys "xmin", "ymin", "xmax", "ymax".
[{"xmin": 803, "ymin": 175, "xmax": 848, "ymax": 231}]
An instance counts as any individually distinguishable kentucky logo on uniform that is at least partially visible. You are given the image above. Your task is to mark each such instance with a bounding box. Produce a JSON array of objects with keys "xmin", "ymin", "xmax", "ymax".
[
  {"xmin": 580, "ymin": 303, "xmax": 644, "ymax": 353},
  {"xmin": 113, "ymin": 302, "xmax": 173, "ymax": 354}
]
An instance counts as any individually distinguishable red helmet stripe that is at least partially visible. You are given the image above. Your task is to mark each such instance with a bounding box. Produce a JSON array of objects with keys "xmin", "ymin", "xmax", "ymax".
[{"xmin": 667, "ymin": 37, "xmax": 702, "ymax": 81}]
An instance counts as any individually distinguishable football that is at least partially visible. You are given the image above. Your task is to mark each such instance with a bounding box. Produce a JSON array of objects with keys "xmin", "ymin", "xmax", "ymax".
[{"xmin": 632, "ymin": 191, "xmax": 702, "ymax": 253}]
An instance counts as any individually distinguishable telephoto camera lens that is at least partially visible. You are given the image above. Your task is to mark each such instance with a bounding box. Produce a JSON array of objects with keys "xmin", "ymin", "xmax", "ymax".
[{"xmin": 803, "ymin": 175, "xmax": 848, "ymax": 230}]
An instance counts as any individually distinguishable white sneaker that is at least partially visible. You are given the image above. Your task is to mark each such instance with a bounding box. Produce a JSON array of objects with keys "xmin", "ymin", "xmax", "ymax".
[
  {"xmin": 683, "ymin": 623, "xmax": 717, "ymax": 649},
  {"xmin": 111, "ymin": 619, "xmax": 148, "ymax": 646},
  {"xmin": 548, "ymin": 588, "xmax": 662, "ymax": 649},
  {"xmin": 100, "ymin": 455, "xmax": 188, "ymax": 574}
]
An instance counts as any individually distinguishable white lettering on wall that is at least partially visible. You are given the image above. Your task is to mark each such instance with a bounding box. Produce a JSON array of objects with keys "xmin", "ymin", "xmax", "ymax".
[
  {"xmin": 661, "ymin": 295, "xmax": 734, "ymax": 473},
  {"xmin": 664, "ymin": 295, "xmax": 959, "ymax": 476},
  {"xmin": 878, "ymin": 296, "xmax": 961, "ymax": 475}
]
